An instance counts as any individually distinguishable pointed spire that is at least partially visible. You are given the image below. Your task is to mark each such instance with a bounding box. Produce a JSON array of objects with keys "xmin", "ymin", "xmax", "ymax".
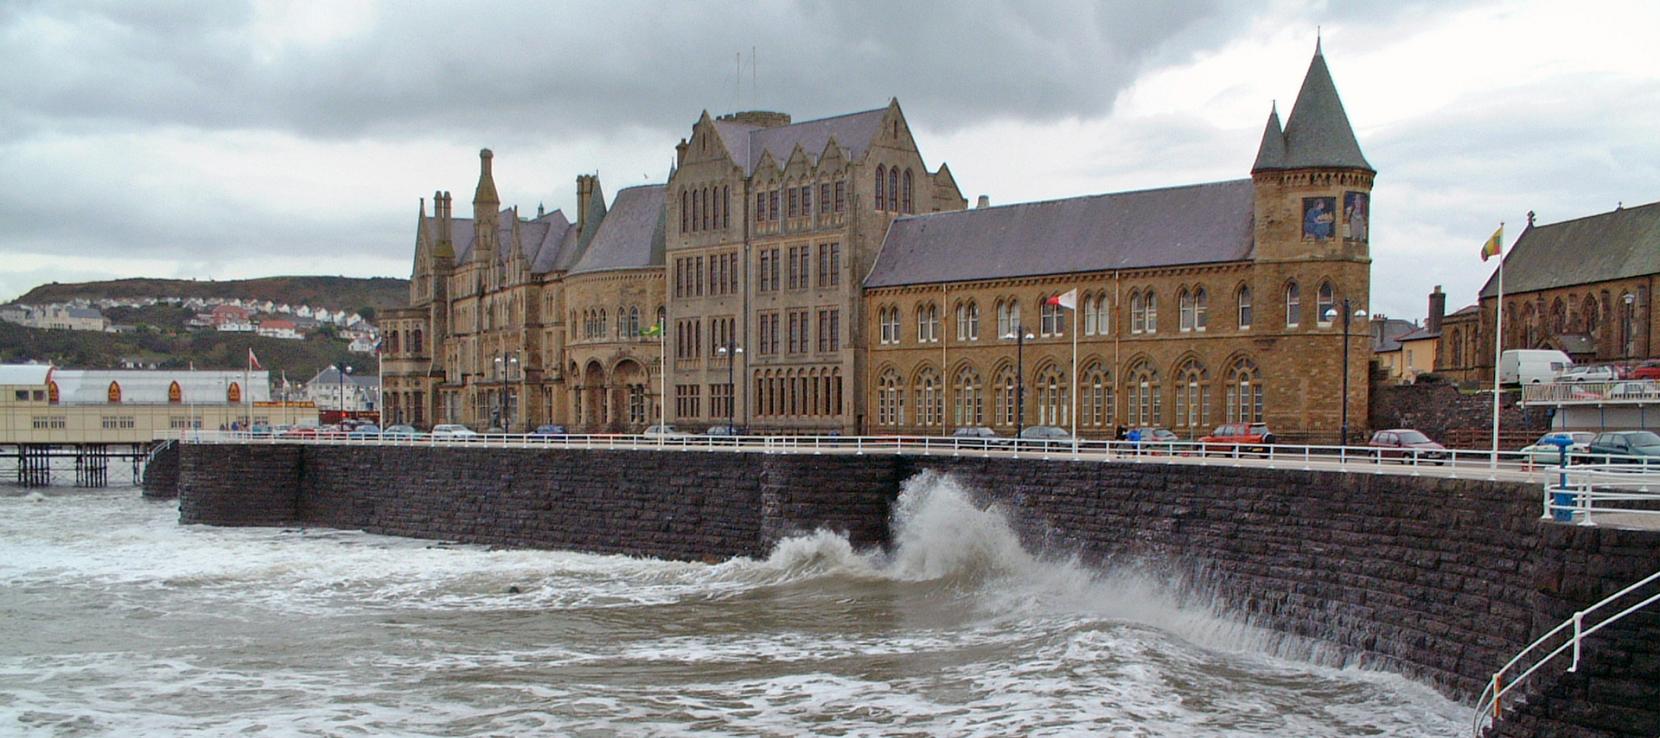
[
  {"xmin": 473, "ymin": 148, "xmax": 500, "ymax": 207},
  {"xmin": 1279, "ymin": 44, "xmax": 1372, "ymax": 171},
  {"xmin": 1251, "ymin": 102, "xmax": 1286, "ymax": 172}
]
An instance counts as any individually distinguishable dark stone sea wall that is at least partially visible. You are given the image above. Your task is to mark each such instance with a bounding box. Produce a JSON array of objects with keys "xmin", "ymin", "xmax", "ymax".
[
  {"xmin": 139, "ymin": 441, "xmax": 179, "ymax": 499},
  {"xmin": 172, "ymin": 444, "xmax": 1660, "ymax": 736}
]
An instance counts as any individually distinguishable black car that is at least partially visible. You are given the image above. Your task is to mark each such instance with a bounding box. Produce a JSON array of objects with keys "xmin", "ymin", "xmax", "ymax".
[{"xmin": 1587, "ymin": 431, "xmax": 1660, "ymax": 463}]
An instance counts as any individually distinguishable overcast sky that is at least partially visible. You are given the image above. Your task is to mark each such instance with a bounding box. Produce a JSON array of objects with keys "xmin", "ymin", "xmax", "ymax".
[{"xmin": 3, "ymin": 0, "xmax": 1657, "ymax": 320}]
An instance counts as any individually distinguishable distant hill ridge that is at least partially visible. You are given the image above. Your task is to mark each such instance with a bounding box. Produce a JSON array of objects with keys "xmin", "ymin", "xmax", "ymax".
[{"xmin": 12, "ymin": 276, "xmax": 410, "ymax": 313}]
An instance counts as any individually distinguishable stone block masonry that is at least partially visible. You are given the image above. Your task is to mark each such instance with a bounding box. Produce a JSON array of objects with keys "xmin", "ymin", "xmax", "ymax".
[{"xmin": 172, "ymin": 444, "xmax": 1660, "ymax": 737}]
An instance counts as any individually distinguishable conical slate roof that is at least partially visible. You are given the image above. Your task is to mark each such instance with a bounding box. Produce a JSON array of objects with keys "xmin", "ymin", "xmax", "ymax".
[
  {"xmin": 1251, "ymin": 105, "xmax": 1286, "ymax": 171},
  {"xmin": 1254, "ymin": 44, "xmax": 1372, "ymax": 172}
]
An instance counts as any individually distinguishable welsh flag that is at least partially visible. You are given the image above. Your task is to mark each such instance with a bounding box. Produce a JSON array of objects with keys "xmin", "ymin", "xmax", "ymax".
[{"xmin": 1044, "ymin": 289, "xmax": 1078, "ymax": 310}]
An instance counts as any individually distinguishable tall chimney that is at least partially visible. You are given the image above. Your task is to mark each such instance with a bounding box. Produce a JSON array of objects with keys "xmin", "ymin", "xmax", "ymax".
[
  {"xmin": 1427, "ymin": 285, "xmax": 1446, "ymax": 334},
  {"xmin": 577, "ymin": 174, "xmax": 595, "ymax": 231},
  {"xmin": 976, "ymin": 195, "xmax": 990, "ymax": 209}
]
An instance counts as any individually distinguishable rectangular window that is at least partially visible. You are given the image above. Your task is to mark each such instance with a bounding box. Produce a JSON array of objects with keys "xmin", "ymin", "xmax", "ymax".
[
  {"xmin": 755, "ymin": 192, "xmax": 765, "ymax": 223},
  {"xmin": 819, "ymin": 184, "xmax": 830, "ymax": 216},
  {"xmin": 801, "ymin": 185, "xmax": 812, "ymax": 217},
  {"xmin": 834, "ymin": 181, "xmax": 846, "ymax": 212},
  {"xmin": 768, "ymin": 191, "xmax": 779, "ymax": 221},
  {"xmin": 676, "ymin": 384, "xmax": 701, "ymax": 419},
  {"xmin": 787, "ymin": 187, "xmax": 799, "ymax": 218}
]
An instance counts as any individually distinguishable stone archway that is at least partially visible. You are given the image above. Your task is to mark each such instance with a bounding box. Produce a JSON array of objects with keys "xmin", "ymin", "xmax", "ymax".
[
  {"xmin": 581, "ymin": 360, "xmax": 607, "ymax": 431},
  {"xmin": 611, "ymin": 358, "xmax": 649, "ymax": 432}
]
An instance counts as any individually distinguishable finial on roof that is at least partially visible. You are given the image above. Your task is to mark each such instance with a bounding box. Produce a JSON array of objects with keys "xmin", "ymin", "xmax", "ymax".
[
  {"xmin": 1527, "ymin": 210, "xmax": 1535, "ymax": 227},
  {"xmin": 537, "ymin": 202, "xmax": 544, "ymax": 218},
  {"xmin": 1316, "ymin": 26, "xmax": 1322, "ymax": 55},
  {"xmin": 419, "ymin": 197, "xmax": 426, "ymax": 216}
]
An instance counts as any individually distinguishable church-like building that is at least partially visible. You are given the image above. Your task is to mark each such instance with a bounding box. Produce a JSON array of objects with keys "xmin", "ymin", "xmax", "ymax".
[{"xmin": 383, "ymin": 44, "xmax": 1375, "ymax": 442}]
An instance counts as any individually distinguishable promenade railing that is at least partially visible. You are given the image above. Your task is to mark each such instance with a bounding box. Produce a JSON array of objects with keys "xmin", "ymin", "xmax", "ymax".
[
  {"xmin": 1540, "ymin": 463, "xmax": 1660, "ymax": 524},
  {"xmin": 164, "ymin": 430, "xmax": 1660, "ymax": 480}
]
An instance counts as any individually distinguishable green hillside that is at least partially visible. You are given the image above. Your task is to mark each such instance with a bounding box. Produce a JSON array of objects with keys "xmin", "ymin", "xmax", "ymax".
[
  {"xmin": 11, "ymin": 276, "xmax": 409, "ymax": 314},
  {"xmin": 0, "ymin": 320, "xmax": 369, "ymax": 380}
]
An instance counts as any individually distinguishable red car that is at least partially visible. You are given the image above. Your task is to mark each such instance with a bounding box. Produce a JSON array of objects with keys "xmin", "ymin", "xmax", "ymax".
[
  {"xmin": 1630, "ymin": 362, "xmax": 1660, "ymax": 380},
  {"xmin": 1199, "ymin": 423, "xmax": 1277, "ymax": 453},
  {"xmin": 1368, "ymin": 429, "xmax": 1448, "ymax": 463}
]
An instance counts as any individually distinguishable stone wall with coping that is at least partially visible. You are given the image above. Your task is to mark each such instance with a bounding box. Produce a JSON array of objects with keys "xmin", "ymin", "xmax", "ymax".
[{"xmin": 171, "ymin": 444, "xmax": 1660, "ymax": 736}]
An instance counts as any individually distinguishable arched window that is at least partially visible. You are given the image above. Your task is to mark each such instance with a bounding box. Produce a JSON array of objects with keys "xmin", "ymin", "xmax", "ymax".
[
  {"xmin": 914, "ymin": 367, "xmax": 942, "ymax": 427},
  {"xmin": 1226, "ymin": 358, "xmax": 1263, "ymax": 423},
  {"xmin": 1194, "ymin": 287, "xmax": 1208, "ymax": 330},
  {"xmin": 1040, "ymin": 298, "xmax": 1063, "ymax": 336},
  {"xmin": 880, "ymin": 306, "xmax": 901, "ymax": 344},
  {"xmin": 1285, "ymin": 282, "xmax": 1302, "ymax": 327},
  {"xmin": 1550, "ymin": 298, "xmax": 1566, "ymax": 335},
  {"xmin": 1130, "ymin": 292, "xmax": 1145, "ymax": 334},
  {"xmin": 1237, "ymin": 286, "xmax": 1253, "ymax": 330},
  {"xmin": 916, "ymin": 303, "xmax": 939, "ymax": 342},
  {"xmin": 1080, "ymin": 363, "xmax": 1112, "ymax": 429},
  {"xmin": 1521, "ymin": 303, "xmax": 1539, "ymax": 348},
  {"xmin": 680, "ymin": 189, "xmax": 689, "ymax": 233},
  {"xmin": 996, "ymin": 299, "xmax": 1020, "ymax": 338},
  {"xmin": 1034, "ymin": 364, "xmax": 1067, "ymax": 427},
  {"xmin": 1450, "ymin": 327, "xmax": 1463, "ymax": 366},
  {"xmin": 629, "ymin": 306, "xmax": 640, "ymax": 338},
  {"xmin": 414, "ymin": 329, "xmax": 424, "ymax": 353},
  {"xmin": 389, "ymin": 330, "xmax": 401, "ymax": 354},
  {"xmin": 994, "ymin": 365, "xmax": 1018, "ymax": 427},
  {"xmin": 1620, "ymin": 292, "xmax": 1637, "ymax": 356},
  {"xmin": 1316, "ymin": 281, "xmax": 1336, "ymax": 325},
  {"xmin": 902, "ymin": 169, "xmax": 914, "ymax": 213},
  {"xmin": 888, "ymin": 168, "xmax": 899, "ymax": 210},
  {"xmin": 1583, "ymin": 295, "xmax": 1600, "ymax": 338},
  {"xmin": 1143, "ymin": 291, "xmax": 1158, "ymax": 334},
  {"xmin": 1083, "ymin": 295, "xmax": 1098, "ymax": 336},
  {"xmin": 875, "ymin": 165, "xmax": 886, "ymax": 209},
  {"xmin": 878, "ymin": 368, "xmax": 904, "ymax": 427},
  {"xmin": 599, "ymin": 309, "xmax": 608, "ymax": 338},
  {"xmin": 1125, "ymin": 361, "xmax": 1159, "ymax": 427},
  {"xmin": 953, "ymin": 365, "xmax": 983, "ymax": 427},
  {"xmin": 1179, "ymin": 288, "xmax": 1194, "ymax": 331},
  {"xmin": 963, "ymin": 301, "xmax": 979, "ymax": 341},
  {"xmin": 1172, "ymin": 358, "xmax": 1209, "ymax": 434}
]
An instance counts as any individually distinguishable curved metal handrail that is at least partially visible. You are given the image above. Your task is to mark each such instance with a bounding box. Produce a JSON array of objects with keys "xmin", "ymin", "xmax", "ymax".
[{"xmin": 1471, "ymin": 569, "xmax": 1660, "ymax": 736}]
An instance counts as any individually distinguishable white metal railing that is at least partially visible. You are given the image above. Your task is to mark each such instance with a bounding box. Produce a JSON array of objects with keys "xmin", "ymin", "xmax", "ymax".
[
  {"xmin": 1522, "ymin": 379, "xmax": 1660, "ymax": 405},
  {"xmin": 161, "ymin": 430, "xmax": 1660, "ymax": 481},
  {"xmin": 1540, "ymin": 463, "xmax": 1660, "ymax": 524},
  {"xmin": 1472, "ymin": 569, "xmax": 1660, "ymax": 736}
]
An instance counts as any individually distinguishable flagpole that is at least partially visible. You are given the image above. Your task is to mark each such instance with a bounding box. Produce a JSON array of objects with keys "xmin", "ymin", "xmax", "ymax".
[
  {"xmin": 1070, "ymin": 300, "xmax": 1078, "ymax": 450},
  {"xmin": 1490, "ymin": 222, "xmax": 1504, "ymax": 470},
  {"xmin": 244, "ymin": 350, "xmax": 251, "ymax": 432}
]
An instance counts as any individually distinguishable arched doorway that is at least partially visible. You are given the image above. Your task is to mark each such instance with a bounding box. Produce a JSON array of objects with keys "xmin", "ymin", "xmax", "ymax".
[
  {"xmin": 612, "ymin": 358, "xmax": 649, "ymax": 432},
  {"xmin": 581, "ymin": 361, "xmax": 606, "ymax": 431}
]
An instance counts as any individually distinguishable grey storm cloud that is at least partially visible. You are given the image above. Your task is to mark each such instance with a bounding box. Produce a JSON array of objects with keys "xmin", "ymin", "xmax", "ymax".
[{"xmin": 0, "ymin": 0, "xmax": 1259, "ymax": 141}]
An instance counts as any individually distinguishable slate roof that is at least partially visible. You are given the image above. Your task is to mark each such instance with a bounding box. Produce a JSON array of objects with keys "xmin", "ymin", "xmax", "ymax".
[
  {"xmin": 1479, "ymin": 200, "xmax": 1660, "ymax": 298},
  {"xmin": 309, "ymin": 367, "xmax": 379, "ymax": 387},
  {"xmin": 864, "ymin": 180, "xmax": 1255, "ymax": 288},
  {"xmin": 714, "ymin": 108, "xmax": 887, "ymax": 175},
  {"xmin": 1371, "ymin": 317, "xmax": 1418, "ymax": 352},
  {"xmin": 1253, "ymin": 44, "xmax": 1372, "ymax": 172},
  {"xmin": 569, "ymin": 185, "xmax": 667, "ymax": 275}
]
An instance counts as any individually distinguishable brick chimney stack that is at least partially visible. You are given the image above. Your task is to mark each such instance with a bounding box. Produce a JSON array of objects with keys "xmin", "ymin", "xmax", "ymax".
[{"xmin": 1427, "ymin": 285, "xmax": 1446, "ymax": 334}]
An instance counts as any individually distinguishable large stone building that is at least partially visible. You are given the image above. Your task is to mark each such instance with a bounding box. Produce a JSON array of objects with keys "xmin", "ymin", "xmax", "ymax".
[
  {"xmin": 386, "ymin": 44, "xmax": 1374, "ymax": 441},
  {"xmin": 1435, "ymin": 202, "xmax": 1659, "ymax": 381}
]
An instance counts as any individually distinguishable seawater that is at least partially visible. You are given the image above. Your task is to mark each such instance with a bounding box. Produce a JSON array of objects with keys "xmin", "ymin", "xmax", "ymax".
[{"xmin": 0, "ymin": 473, "xmax": 1469, "ymax": 736}]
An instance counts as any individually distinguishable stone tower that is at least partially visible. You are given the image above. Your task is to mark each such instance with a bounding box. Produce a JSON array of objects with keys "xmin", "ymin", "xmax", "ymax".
[
  {"xmin": 472, "ymin": 148, "xmax": 501, "ymax": 268},
  {"xmin": 1250, "ymin": 40, "xmax": 1375, "ymax": 266}
]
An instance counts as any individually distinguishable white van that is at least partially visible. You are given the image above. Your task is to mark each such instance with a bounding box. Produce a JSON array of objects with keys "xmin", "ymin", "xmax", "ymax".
[{"xmin": 1499, "ymin": 349, "xmax": 1571, "ymax": 385}]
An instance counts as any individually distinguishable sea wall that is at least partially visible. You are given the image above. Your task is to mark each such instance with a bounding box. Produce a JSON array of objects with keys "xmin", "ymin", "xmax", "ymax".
[
  {"xmin": 172, "ymin": 444, "xmax": 1660, "ymax": 736},
  {"xmin": 139, "ymin": 441, "xmax": 180, "ymax": 499}
]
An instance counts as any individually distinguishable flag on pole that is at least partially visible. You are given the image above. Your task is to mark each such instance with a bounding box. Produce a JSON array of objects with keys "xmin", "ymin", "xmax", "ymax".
[
  {"xmin": 640, "ymin": 323, "xmax": 664, "ymax": 337},
  {"xmin": 1480, "ymin": 225, "xmax": 1504, "ymax": 261},
  {"xmin": 1045, "ymin": 289, "xmax": 1078, "ymax": 310},
  {"xmin": 248, "ymin": 348, "xmax": 262, "ymax": 370}
]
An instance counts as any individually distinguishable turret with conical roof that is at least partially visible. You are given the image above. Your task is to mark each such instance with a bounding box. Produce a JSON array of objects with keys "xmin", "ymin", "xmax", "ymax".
[{"xmin": 1251, "ymin": 41, "xmax": 1375, "ymax": 264}]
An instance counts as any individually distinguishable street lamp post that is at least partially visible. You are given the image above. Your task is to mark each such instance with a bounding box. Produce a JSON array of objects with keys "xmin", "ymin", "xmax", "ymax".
[
  {"xmin": 1325, "ymin": 299, "xmax": 1368, "ymax": 445},
  {"xmin": 493, "ymin": 352, "xmax": 519, "ymax": 432},
  {"xmin": 1004, "ymin": 324, "xmax": 1035, "ymax": 437},
  {"xmin": 333, "ymin": 364, "xmax": 353, "ymax": 425},
  {"xmin": 717, "ymin": 340, "xmax": 743, "ymax": 433}
]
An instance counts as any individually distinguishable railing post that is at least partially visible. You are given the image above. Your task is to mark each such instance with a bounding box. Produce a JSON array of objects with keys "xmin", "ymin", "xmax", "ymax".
[{"xmin": 1569, "ymin": 611, "xmax": 1583, "ymax": 672}]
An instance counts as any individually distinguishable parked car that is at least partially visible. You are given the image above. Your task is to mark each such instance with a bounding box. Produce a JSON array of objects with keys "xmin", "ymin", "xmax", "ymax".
[
  {"xmin": 1199, "ymin": 423, "xmax": 1277, "ymax": 453},
  {"xmin": 382, "ymin": 424, "xmax": 420, "ymax": 439},
  {"xmin": 704, "ymin": 425, "xmax": 743, "ymax": 437},
  {"xmin": 1607, "ymin": 381, "xmax": 1660, "ymax": 401},
  {"xmin": 1368, "ymin": 428, "xmax": 1448, "ymax": 463},
  {"xmin": 1630, "ymin": 361, "xmax": 1660, "ymax": 380},
  {"xmin": 950, "ymin": 426, "xmax": 1008, "ymax": 448},
  {"xmin": 643, "ymin": 424, "xmax": 691, "ymax": 438},
  {"xmin": 531, "ymin": 424, "xmax": 568, "ymax": 438},
  {"xmin": 1129, "ymin": 427, "xmax": 1180, "ymax": 443},
  {"xmin": 279, "ymin": 425, "xmax": 318, "ymax": 439},
  {"xmin": 347, "ymin": 424, "xmax": 381, "ymax": 439},
  {"xmin": 431, "ymin": 424, "xmax": 478, "ymax": 439},
  {"xmin": 1017, "ymin": 425, "xmax": 1073, "ymax": 450},
  {"xmin": 1519, "ymin": 431, "xmax": 1595, "ymax": 465},
  {"xmin": 1557, "ymin": 365, "xmax": 1618, "ymax": 383},
  {"xmin": 1587, "ymin": 431, "xmax": 1660, "ymax": 463}
]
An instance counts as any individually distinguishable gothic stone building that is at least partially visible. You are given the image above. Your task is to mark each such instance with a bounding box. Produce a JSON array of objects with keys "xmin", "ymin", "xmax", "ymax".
[
  {"xmin": 864, "ymin": 45, "xmax": 1374, "ymax": 442},
  {"xmin": 1435, "ymin": 202, "xmax": 1659, "ymax": 381},
  {"xmin": 387, "ymin": 45, "xmax": 1374, "ymax": 441}
]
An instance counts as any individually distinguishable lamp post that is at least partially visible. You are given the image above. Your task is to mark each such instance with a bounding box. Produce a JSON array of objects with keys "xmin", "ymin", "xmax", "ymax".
[
  {"xmin": 1325, "ymin": 299, "xmax": 1368, "ymax": 445},
  {"xmin": 493, "ymin": 351, "xmax": 519, "ymax": 432},
  {"xmin": 333, "ymin": 364, "xmax": 353, "ymax": 425},
  {"xmin": 1004, "ymin": 324, "xmax": 1035, "ymax": 437},
  {"xmin": 716, "ymin": 340, "xmax": 743, "ymax": 433}
]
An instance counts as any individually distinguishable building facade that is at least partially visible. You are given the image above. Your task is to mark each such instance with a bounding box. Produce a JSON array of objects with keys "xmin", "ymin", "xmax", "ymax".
[
  {"xmin": 387, "ymin": 45, "xmax": 1373, "ymax": 441},
  {"xmin": 1435, "ymin": 203, "xmax": 1659, "ymax": 381}
]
